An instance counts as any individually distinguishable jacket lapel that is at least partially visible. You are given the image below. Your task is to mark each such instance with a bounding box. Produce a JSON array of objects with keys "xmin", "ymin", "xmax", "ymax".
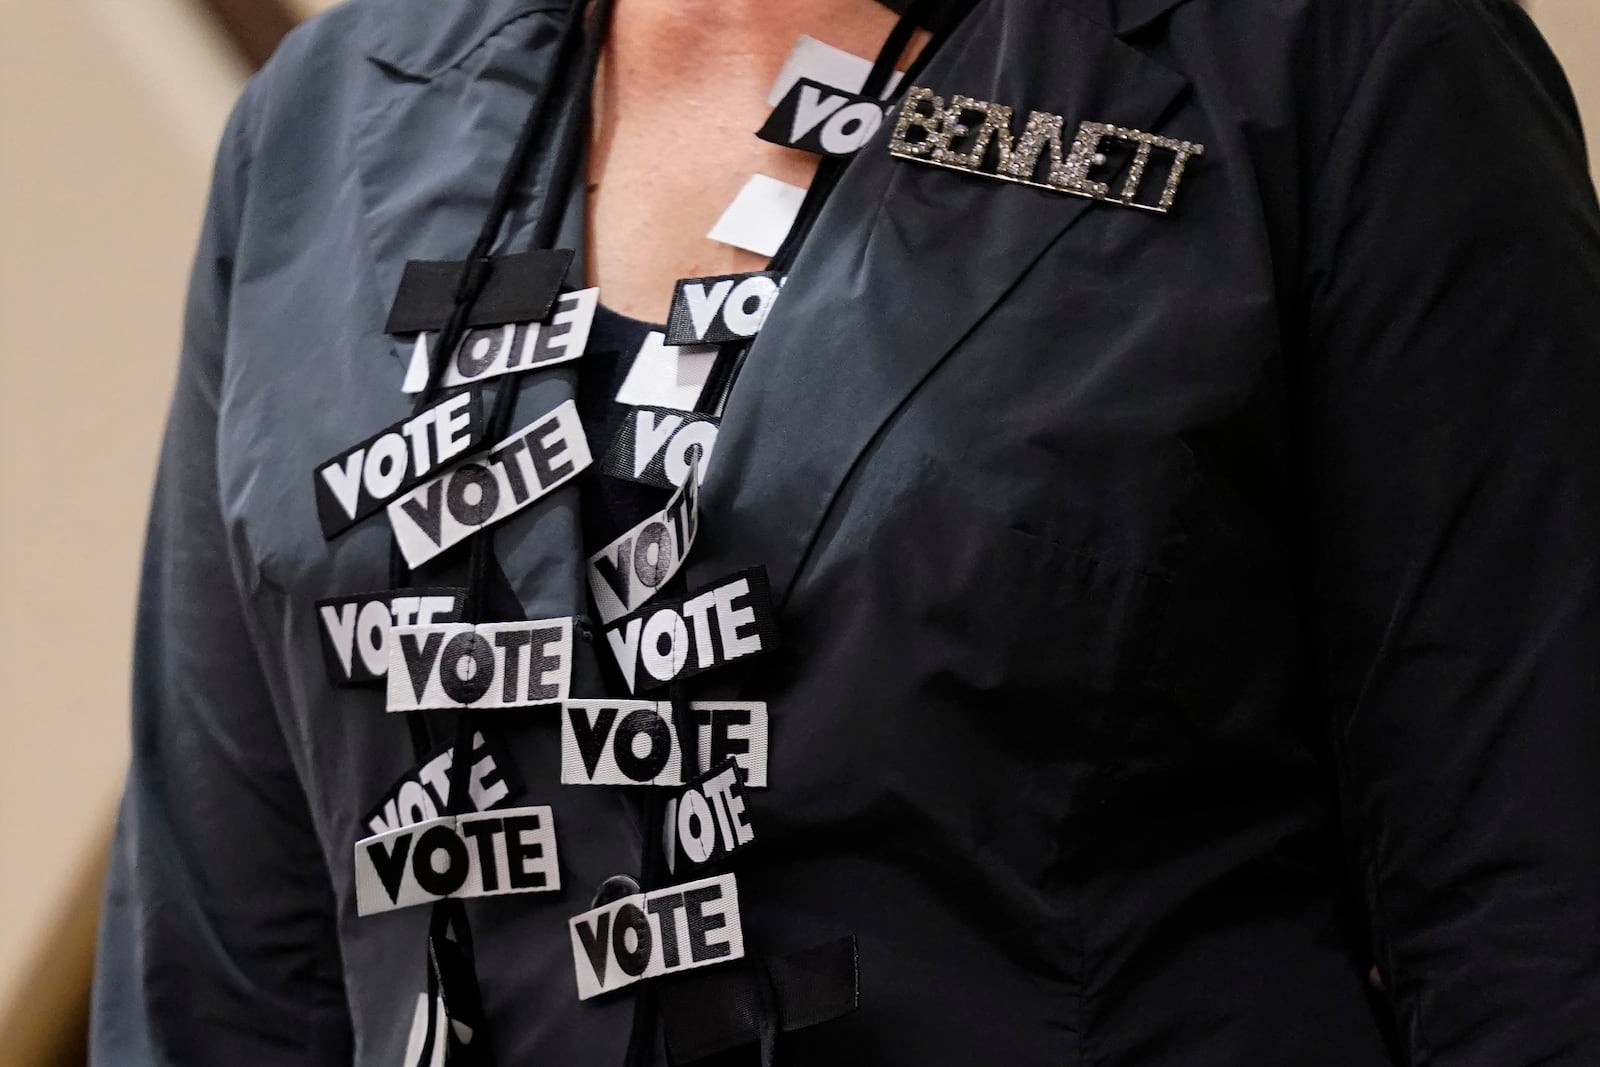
[{"xmin": 688, "ymin": 0, "xmax": 1193, "ymax": 603}]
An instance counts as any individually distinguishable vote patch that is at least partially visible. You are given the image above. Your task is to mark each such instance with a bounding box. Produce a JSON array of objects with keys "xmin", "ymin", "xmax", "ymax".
[
  {"xmin": 663, "ymin": 759, "xmax": 756, "ymax": 877},
  {"xmin": 384, "ymin": 249, "xmax": 574, "ymax": 335},
  {"xmin": 560, "ymin": 700, "xmax": 769, "ymax": 788},
  {"xmin": 600, "ymin": 407, "xmax": 718, "ymax": 491},
  {"xmin": 604, "ymin": 567, "xmax": 780, "ymax": 694},
  {"xmin": 314, "ymin": 392, "xmax": 486, "ymax": 539},
  {"xmin": 663, "ymin": 272, "xmax": 785, "ymax": 346},
  {"xmin": 569, "ymin": 873, "xmax": 744, "ymax": 1000},
  {"xmin": 316, "ymin": 588, "xmax": 467, "ymax": 686},
  {"xmin": 354, "ymin": 804, "xmax": 560, "ymax": 916},
  {"xmin": 400, "ymin": 288, "xmax": 598, "ymax": 395},
  {"xmin": 587, "ymin": 470, "xmax": 699, "ymax": 624},
  {"xmin": 362, "ymin": 730, "xmax": 522, "ymax": 836},
  {"xmin": 758, "ymin": 78, "xmax": 890, "ymax": 157},
  {"xmin": 387, "ymin": 617, "xmax": 573, "ymax": 712},
  {"xmin": 388, "ymin": 399, "xmax": 591, "ymax": 568}
]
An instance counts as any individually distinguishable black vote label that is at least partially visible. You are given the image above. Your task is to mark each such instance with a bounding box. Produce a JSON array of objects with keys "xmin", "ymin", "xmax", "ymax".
[
  {"xmin": 663, "ymin": 271, "xmax": 786, "ymax": 346},
  {"xmin": 757, "ymin": 77, "xmax": 891, "ymax": 157},
  {"xmin": 316, "ymin": 587, "xmax": 468, "ymax": 685},
  {"xmin": 313, "ymin": 392, "xmax": 487, "ymax": 539},
  {"xmin": 384, "ymin": 248, "xmax": 574, "ymax": 336},
  {"xmin": 603, "ymin": 567, "xmax": 780, "ymax": 694},
  {"xmin": 663, "ymin": 759, "xmax": 757, "ymax": 876},
  {"xmin": 601, "ymin": 407, "xmax": 719, "ymax": 490},
  {"xmin": 363, "ymin": 730, "xmax": 523, "ymax": 836}
]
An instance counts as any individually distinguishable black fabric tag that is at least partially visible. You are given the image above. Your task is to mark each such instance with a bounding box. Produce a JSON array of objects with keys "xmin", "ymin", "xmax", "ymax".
[
  {"xmin": 603, "ymin": 566, "xmax": 780, "ymax": 694},
  {"xmin": 315, "ymin": 587, "xmax": 468, "ymax": 686},
  {"xmin": 314, "ymin": 391, "xmax": 487, "ymax": 539},
  {"xmin": 659, "ymin": 936, "xmax": 862, "ymax": 1063},
  {"xmin": 384, "ymin": 249, "xmax": 574, "ymax": 336},
  {"xmin": 757, "ymin": 78, "xmax": 891, "ymax": 157},
  {"xmin": 663, "ymin": 272, "xmax": 786, "ymax": 346},
  {"xmin": 664, "ymin": 758, "xmax": 757, "ymax": 876},
  {"xmin": 601, "ymin": 407, "xmax": 719, "ymax": 491},
  {"xmin": 361, "ymin": 730, "xmax": 524, "ymax": 836}
]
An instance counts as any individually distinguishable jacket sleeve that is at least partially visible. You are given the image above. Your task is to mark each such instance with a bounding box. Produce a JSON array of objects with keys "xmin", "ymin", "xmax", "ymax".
[
  {"xmin": 1295, "ymin": 0, "xmax": 1600, "ymax": 1063},
  {"xmin": 89, "ymin": 85, "xmax": 352, "ymax": 1065}
]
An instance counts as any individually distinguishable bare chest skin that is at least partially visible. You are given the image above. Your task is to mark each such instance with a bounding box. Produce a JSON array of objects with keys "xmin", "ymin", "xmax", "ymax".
[{"xmin": 586, "ymin": 1, "xmax": 921, "ymax": 320}]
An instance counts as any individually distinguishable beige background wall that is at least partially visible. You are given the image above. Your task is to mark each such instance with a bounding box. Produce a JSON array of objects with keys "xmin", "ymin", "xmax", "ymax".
[
  {"xmin": 0, "ymin": 0, "xmax": 1594, "ymax": 1033},
  {"xmin": 0, "ymin": 0, "xmax": 244, "ymax": 1014}
]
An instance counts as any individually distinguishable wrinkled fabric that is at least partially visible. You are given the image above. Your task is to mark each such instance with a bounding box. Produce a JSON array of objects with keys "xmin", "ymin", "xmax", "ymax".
[{"xmin": 93, "ymin": 0, "xmax": 1600, "ymax": 1064}]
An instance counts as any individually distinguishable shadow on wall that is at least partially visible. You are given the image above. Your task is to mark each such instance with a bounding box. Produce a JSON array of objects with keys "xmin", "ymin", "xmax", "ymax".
[
  {"xmin": 0, "ymin": 13, "xmax": 287, "ymax": 1067},
  {"xmin": 0, "ymin": 816, "xmax": 110, "ymax": 1067}
]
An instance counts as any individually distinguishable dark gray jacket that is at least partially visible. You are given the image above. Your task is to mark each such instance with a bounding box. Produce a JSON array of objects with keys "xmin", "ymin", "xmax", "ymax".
[{"xmin": 93, "ymin": 0, "xmax": 1600, "ymax": 1063}]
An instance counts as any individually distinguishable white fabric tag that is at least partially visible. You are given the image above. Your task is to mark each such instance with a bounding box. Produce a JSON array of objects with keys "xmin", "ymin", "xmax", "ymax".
[
  {"xmin": 765, "ymin": 34, "xmax": 903, "ymax": 106},
  {"xmin": 615, "ymin": 332, "xmax": 719, "ymax": 411},
  {"xmin": 587, "ymin": 469, "xmax": 699, "ymax": 623},
  {"xmin": 354, "ymin": 805, "xmax": 560, "ymax": 916},
  {"xmin": 560, "ymin": 700, "xmax": 768, "ymax": 788},
  {"xmin": 400, "ymin": 288, "xmax": 598, "ymax": 394},
  {"xmin": 568, "ymin": 873, "xmax": 744, "ymax": 1000},
  {"xmin": 706, "ymin": 175, "xmax": 806, "ymax": 257},
  {"xmin": 387, "ymin": 398, "xmax": 591, "ymax": 567},
  {"xmin": 401, "ymin": 994, "xmax": 448, "ymax": 1067},
  {"xmin": 387, "ymin": 618, "xmax": 573, "ymax": 712}
]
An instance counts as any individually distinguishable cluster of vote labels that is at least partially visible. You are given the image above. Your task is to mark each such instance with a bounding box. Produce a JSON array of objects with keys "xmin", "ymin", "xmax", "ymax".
[{"xmin": 314, "ymin": 37, "xmax": 899, "ymax": 1036}]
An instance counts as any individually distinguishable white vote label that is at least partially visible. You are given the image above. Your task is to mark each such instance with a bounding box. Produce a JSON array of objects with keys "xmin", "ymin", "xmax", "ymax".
[
  {"xmin": 706, "ymin": 175, "xmax": 806, "ymax": 257},
  {"xmin": 387, "ymin": 399, "xmax": 591, "ymax": 567},
  {"xmin": 387, "ymin": 618, "xmax": 573, "ymax": 712},
  {"xmin": 400, "ymin": 288, "xmax": 599, "ymax": 394},
  {"xmin": 354, "ymin": 805, "xmax": 560, "ymax": 916},
  {"xmin": 569, "ymin": 873, "xmax": 743, "ymax": 1000},
  {"xmin": 587, "ymin": 469, "xmax": 699, "ymax": 623},
  {"xmin": 561, "ymin": 700, "xmax": 768, "ymax": 788},
  {"xmin": 615, "ymin": 332, "xmax": 719, "ymax": 412}
]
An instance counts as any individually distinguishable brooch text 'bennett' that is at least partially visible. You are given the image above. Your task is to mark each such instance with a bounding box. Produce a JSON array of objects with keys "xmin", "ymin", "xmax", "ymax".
[{"xmin": 888, "ymin": 87, "xmax": 1204, "ymax": 215}]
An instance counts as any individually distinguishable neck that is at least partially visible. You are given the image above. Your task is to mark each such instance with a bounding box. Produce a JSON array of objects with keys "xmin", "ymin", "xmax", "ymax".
[{"xmin": 607, "ymin": 0, "xmax": 910, "ymax": 85}]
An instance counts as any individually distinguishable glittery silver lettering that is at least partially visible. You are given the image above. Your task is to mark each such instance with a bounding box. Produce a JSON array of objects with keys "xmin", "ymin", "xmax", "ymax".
[
  {"xmin": 998, "ymin": 110, "xmax": 1066, "ymax": 183},
  {"xmin": 1055, "ymin": 121, "xmax": 1113, "ymax": 197},
  {"xmin": 888, "ymin": 87, "xmax": 944, "ymax": 159},
  {"xmin": 932, "ymin": 96, "xmax": 999, "ymax": 169},
  {"xmin": 886, "ymin": 88, "xmax": 1206, "ymax": 215},
  {"xmin": 1157, "ymin": 141, "xmax": 1204, "ymax": 211}
]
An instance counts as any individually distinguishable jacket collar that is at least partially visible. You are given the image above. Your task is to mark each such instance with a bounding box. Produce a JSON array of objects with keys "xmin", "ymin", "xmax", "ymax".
[
  {"xmin": 362, "ymin": 0, "xmax": 1190, "ymax": 82},
  {"xmin": 364, "ymin": 0, "xmax": 568, "ymax": 81}
]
